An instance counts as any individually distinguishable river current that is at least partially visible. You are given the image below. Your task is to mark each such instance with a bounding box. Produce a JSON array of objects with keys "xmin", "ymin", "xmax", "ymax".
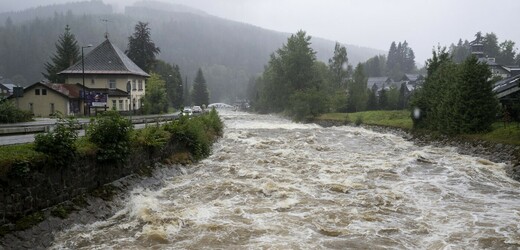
[{"xmin": 51, "ymin": 111, "xmax": 520, "ymax": 249}]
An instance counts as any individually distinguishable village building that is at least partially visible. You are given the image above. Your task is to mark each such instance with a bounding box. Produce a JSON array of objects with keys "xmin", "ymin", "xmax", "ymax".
[
  {"xmin": 12, "ymin": 82, "xmax": 82, "ymax": 117},
  {"xmin": 0, "ymin": 83, "xmax": 10, "ymax": 99},
  {"xmin": 470, "ymin": 35, "xmax": 520, "ymax": 79},
  {"xmin": 0, "ymin": 77, "xmax": 18, "ymax": 99},
  {"xmin": 59, "ymin": 38, "xmax": 149, "ymax": 115},
  {"xmin": 8, "ymin": 38, "xmax": 149, "ymax": 117},
  {"xmin": 367, "ymin": 77, "xmax": 393, "ymax": 94}
]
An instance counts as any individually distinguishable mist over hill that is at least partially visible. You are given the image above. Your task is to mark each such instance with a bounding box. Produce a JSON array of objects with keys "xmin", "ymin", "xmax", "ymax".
[{"xmin": 0, "ymin": 0, "xmax": 383, "ymax": 102}]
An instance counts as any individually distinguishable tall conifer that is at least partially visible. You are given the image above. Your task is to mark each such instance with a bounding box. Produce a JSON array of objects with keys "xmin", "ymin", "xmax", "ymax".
[{"xmin": 43, "ymin": 25, "xmax": 80, "ymax": 83}]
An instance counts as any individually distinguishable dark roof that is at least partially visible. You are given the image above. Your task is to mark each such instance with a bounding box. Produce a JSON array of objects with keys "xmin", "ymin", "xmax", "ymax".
[
  {"xmin": 44, "ymin": 83, "xmax": 82, "ymax": 98},
  {"xmin": 367, "ymin": 77, "xmax": 391, "ymax": 89},
  {"xmin": 18, "ymin": 82, "xmax": 81, "ymax": 99},
  {"xmin": 402, "ymin": 74, "xmax": 424, "ymax": 82},
  {"xmin": 493, "ymin": 75, "xmax": 520, "ymax": 98},
  {"xmin": 0, "ymin": 83, "xmax": 8, "ymax": 91},
  {"xmin": 59, "ymin": 39, "xmax": 150, "ymax": 77}
]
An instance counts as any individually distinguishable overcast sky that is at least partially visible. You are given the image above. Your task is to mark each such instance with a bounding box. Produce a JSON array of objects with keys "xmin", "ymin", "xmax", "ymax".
[{"xmin": 2, "ymin": 0, "xmax": 519, "ymax": 63}]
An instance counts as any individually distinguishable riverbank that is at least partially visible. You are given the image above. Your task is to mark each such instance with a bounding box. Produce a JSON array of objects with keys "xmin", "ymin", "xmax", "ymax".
[
  {"xmin": 0, "ymin": 110, "xmax": 223, "ymax": 244},
  {"xmin": 0, "ymin": 163, "xmax": 188, "ymax": 248},
  {"xmin": 314, "ymin": 111, "xmax": 520, "ymax": 181}
]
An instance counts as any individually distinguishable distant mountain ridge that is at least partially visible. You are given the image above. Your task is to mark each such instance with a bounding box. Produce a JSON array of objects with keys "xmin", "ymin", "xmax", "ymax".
[{"xmin": 0, "ymin": 1, "xmax": 384, "ymax": 102}]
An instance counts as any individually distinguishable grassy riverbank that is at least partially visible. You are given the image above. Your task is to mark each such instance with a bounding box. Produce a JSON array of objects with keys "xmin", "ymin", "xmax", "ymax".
[{"xmin": 316, "ymin": 110, "xmax": 520, "ymax": 146}]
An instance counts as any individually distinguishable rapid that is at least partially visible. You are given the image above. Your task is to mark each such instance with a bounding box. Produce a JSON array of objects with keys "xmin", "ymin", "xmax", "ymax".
[{"xmin": 51, "ymin": 111, "xmax": 520, "ymax": 249}]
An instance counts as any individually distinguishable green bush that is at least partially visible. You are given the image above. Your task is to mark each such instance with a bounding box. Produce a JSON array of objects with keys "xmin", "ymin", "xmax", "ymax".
[
  {"xmin": 164, "ymin": 115, "xmax": 211, "ymax": 161},
  {"xmin": 133, "ymin": 125, "xmax": 171, "ymax": 148},
  {"xmin": 87, "ymin": 111, "xmax": 133, "ymax": 162},
  {"xmin": 0, "ymin": 99, "xmax": 32, "ymax": 123},
  {"xmin": 34, "ymin": 116, "xmax": 78, "ymax": 167},
  {"xmin": 201, "ymin": 108, "xmax": 224, "ymax": 139},
  {"xmin": 0, "ymin": 144, "xmax": 45, "ymax": 178}
]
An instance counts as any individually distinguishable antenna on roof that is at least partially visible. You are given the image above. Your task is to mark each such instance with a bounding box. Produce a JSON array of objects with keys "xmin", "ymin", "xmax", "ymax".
[{"xmin": 100, "ymin": 19, "xmax": 113, "ymax": 39}]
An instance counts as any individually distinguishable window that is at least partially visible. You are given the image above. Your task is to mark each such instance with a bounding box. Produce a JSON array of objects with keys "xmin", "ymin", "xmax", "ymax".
[
  {"xmin": 35, "ymin": 89, "xmax": 40, "ymax": 95},
  {"xmin": 50, "ymin": 103, "xmax": 55, "ymax": 114},
  {"xmin": 29, "ymin": 103, "xmax": 33, "ymax": 113},
  {"xmin": 138, "ymin": 80, "xmax": 143, "ymax": 91},
  {"xmin": 112, "ymin": 100, "xmax": 117, "ymax": 110},
  {"xmin": 109, "ymin": 79, "xmax": 116, "ymax": 89},
  {"xmin": 42, "ymin": 89, "xmax": 47, "ymax": 95},
  {"xmin": 91, "ymin": 79, "xmax": 95, "ymax": 85},
  {"xmin": 119, "ymin": 100, "xmax": 123, "ymax": 110},
  {"xmin": 132, "ymin": 80, "xmax": 137, "ymax": 90}
]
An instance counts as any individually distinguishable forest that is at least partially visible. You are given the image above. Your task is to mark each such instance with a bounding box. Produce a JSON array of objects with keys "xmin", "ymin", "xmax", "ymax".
[{"xmin": 0, "ymin": 0, "xmax": 382, "ymax": 103}]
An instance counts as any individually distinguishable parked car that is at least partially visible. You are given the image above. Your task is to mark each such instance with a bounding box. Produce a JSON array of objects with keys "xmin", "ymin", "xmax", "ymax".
[{"xmin": 192, "ymin": 106, "xmax": 203, "ymax": 113}]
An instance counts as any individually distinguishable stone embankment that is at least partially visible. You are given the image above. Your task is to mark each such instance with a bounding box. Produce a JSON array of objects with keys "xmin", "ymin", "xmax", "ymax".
[{"xmin": 314, "ymin": 119, "xmax": 520, "ymax": 182}]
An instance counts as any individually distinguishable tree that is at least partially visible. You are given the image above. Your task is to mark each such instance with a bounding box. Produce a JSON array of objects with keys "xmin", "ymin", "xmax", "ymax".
[
  {"xmin": 497, "ymin": 40, "xmax": 517, "ymax": 65},
  {"xmin": 366, "ymin": 88, "xmax": 378, "ymax": 111},
  {"xmin": 378, "ymin": 87, "xmax": 388, "ymax": 110},
  {"xmin": 43, "ymin": 25, "xmax": 80, "ymax": 83},
  {"xmin": 363, "ymin": 55, "xmax": 386, "ymax": 77},
  {"xmin": 153, "ymin": 60, "xmax": 183, "ymax": 109},
  {"xmin": 142, "ymin": 73, "xmax": 168, "ymax": 114},
  {"xmin": 387, "ymin": 86, "xmax": 399, "ymax": 110},
  {"xmin": 191, "ymin": 68, "xmax": 210, "ymax": 106},
  {"xmin": 256, "ymin": 30, "xmax": 319, "ymax": 113},
  {"xmin": 328, "ymin": 42, "xmax": 349, "ymax": 89},
  {"xmin": 410, "ymin": 46, "xmax": 498, "ymax": 134},
  {"xmin": 347, "ymin": 64, "xmax": 367, "ymax": 112},
  {"xmin": 410, "ymin": 47, "xmax": 453, "ymax": 129},
  {"xmin": 450, "ymin": 56, "xmax": 498, "ymax": 133},
  {"xmin": 482, "ymin": 32, "xmax": 500, "ymax": 59},
  {"xmin": 450, "ymin": 39, "xmax": 470, "ymax": 63},
  {"xmin": 126, "ymin": 21, "xmax": 160, "ymax": 72},
  {"xmin": 386, "ymin": 41, "xmax": 416, "ymax": 80},
  {"xmin": 397, "ymin": 82, "xmax": 408, "ymax": 109}
]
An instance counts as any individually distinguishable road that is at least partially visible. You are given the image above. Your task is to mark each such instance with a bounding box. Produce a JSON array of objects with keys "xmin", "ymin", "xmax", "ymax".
[{"xmin": 0, "ymin": 113, "xmax": 180, "ymax": 146}]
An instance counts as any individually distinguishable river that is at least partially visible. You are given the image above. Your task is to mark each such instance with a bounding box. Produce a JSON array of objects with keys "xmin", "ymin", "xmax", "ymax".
[{"xmin": 50, "ymin": 111, "xmax": 520, "ymax": 249}]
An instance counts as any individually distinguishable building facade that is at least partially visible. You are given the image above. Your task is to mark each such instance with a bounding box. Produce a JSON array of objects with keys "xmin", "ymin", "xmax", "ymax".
[
  {"xmin": 13, "ymin": 83, "xmax": 81, "ymax": 117},
  {"xmin": 59, "ymin": 39, "xmax": 149, "ymax": 115}
]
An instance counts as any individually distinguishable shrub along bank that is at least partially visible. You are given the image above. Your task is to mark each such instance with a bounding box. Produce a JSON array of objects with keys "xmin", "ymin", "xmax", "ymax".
[{"xmin": 0, "ymin": 109, "xmax": 223, "ymax": 231}]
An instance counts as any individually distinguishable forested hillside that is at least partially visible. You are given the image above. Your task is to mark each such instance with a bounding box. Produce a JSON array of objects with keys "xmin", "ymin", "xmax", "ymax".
[{"xmin": 0, "ymin": 1, "xmax": 383, "ymax": 102}]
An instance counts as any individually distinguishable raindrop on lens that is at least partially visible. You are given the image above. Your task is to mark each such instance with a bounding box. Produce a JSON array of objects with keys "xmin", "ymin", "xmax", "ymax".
[{"xmin": 413, "ymin": 108, "xmax": 421, "ymax": 119}]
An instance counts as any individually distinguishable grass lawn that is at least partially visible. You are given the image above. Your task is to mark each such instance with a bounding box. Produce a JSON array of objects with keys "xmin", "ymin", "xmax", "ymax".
[
  {"xmin": 317, "ymin": 110, "xmax": 520, "ymax": 146},
  {"xmin": 318, "ymin": 110, "xmax": 413, "ymax": 129}
]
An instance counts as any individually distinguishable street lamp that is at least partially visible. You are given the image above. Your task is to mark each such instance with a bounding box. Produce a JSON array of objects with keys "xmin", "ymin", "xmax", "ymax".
[{"xmin": 82, "ymin": 44, "xmax": 93, "ymax": 116}]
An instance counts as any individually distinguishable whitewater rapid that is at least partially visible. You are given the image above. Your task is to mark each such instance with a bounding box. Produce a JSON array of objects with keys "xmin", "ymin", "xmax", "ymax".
[{"xmin": 51, "ymin": 111, "xmax": 520, "ymax": 249}]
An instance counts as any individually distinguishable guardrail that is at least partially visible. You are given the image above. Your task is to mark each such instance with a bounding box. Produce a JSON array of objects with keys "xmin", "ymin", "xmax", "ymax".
[{"xmin": 0, "ymin": 113, "xmax": 181, "ymax": 136}]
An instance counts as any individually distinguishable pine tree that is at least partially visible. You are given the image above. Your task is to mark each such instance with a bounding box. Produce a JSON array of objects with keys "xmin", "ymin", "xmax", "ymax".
[
  {"xmin": 328, "ymin": 42, "xmax": 349, "ymax": 89},
  {"xmin": 397, "ymin": 82, "xmax": 407, "ymax": 109},
  {"xmin": 366, "ymin": 88, "xmax": 378, "ymax": 111},
  {"xmin": 347, "ymin": 63, "xmax": 367, "ymax": 112},
  {"xmin": 451, "ymin": 56, "xmax": 498, "ymax": 133},
  {"xmin": 126, "ymin": 22, "xmax": 160, "ymax": 72},
  {"xmin": 378, "ymin": 87, "xmax": 388, "ymax": 110},
  {"xmin": 43, "ymin": 25, "xmax": 80, "ymax": 83},
  {"xmin": 191, "ymin": 68, "xmax": 209, "ymax": 106}
]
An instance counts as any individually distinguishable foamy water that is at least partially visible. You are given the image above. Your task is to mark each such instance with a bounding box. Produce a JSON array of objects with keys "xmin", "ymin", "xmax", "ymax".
[{"xmin": 51, "ymin": 111, "xmax": 520, "ymax": 249}]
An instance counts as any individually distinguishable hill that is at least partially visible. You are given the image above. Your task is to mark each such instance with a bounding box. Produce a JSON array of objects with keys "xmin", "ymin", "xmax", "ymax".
[{"xmin": 0, "ymin": 1, "xmax": 384, "ymax": 102}]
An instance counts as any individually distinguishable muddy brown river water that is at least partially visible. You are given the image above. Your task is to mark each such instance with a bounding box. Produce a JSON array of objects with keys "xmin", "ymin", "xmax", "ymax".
[{"xmin": 50, "ymin": 111, "xmax": 520, "ymax": 249}]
